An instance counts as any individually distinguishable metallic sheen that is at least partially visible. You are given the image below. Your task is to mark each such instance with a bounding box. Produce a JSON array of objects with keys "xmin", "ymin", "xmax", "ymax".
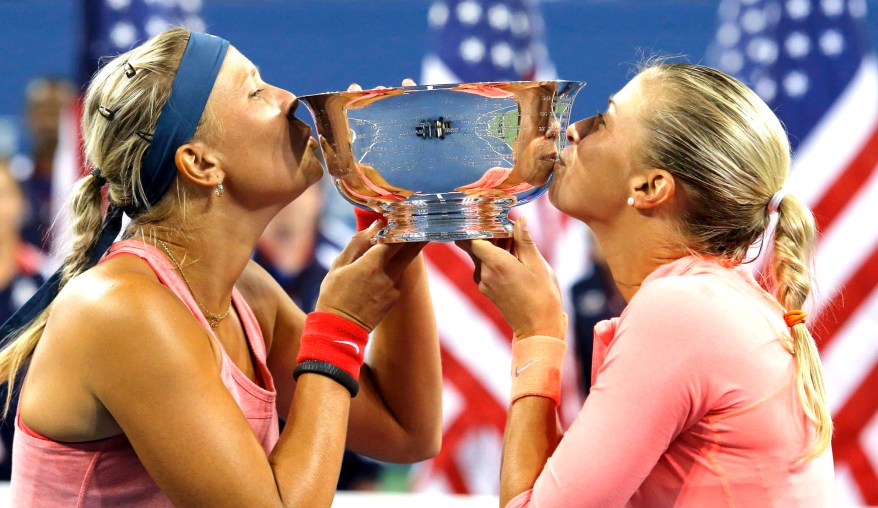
[{"xmin": 300, "ymin": 80, "xmax": 585, "ymax": 243}]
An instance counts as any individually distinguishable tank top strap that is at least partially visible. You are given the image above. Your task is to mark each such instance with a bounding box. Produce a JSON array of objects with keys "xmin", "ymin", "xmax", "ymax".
[
  {"xmin": 230, "ymin": 287, "xmax": 274, "ymax": 393},
  {"xmin": 231, "ymin": 289, "xmax": 271, "ymax": 377},
  {"xmin": 103, "ymin": 240, "xmax": 274, "ymax": 396},
  {"xmin": 103, "ymin": 240, "xmax": 213, "ymax": 330}
]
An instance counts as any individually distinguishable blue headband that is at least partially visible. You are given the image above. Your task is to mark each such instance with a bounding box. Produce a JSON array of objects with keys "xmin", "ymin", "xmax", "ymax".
[
  {"xmin": 139, "ymin": 31, "xmax": 230, "ymax": 208},
  {"xmin": 0, "ymin": 32, "xmax": 230, "ymax": 342}
]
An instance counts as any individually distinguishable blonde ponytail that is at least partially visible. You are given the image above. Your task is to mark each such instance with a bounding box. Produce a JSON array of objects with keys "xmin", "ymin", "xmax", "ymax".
[
  {"xmin": 0, "ymin": 309, "xmax": 48, "ymax": 418},
  {"xmin": 769, "ymin": 195, "xmax": 832, "ymax": 462},
  {"xmin": 0, "ymin": 173, "xmax": 106, "ymax": 416}
]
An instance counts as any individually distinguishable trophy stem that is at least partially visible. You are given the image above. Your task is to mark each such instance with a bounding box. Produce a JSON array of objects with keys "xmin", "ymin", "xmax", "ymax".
[{"xmin": 374, "ymin": 194, "xmax": 515, "ymax": 243}]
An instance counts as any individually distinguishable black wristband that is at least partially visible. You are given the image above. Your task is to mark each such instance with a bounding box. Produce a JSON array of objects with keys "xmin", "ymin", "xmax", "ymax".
[{"xmin": 293, "ymin": 360, "xmax": 360, "ymax": 397}]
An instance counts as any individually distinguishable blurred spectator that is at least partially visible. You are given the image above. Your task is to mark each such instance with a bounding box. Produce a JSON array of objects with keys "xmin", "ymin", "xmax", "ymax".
[
  {"xmin": 18, "ymin": 77, "xmax": 75, "ymax": 250},
  {"xmin": 255, "ymin": 184, "xmax": 333, "ymax": 312},
  {"xmin": 570, "ymin": 237, "xmax": 625, "ymax": 398},
  {"xmin": 0, "ymin": 158, "xmax": 45, "ymax": 480},
  {"xmin": 254, "ymin": 183, "xmax": 383, "ymax": 491}
]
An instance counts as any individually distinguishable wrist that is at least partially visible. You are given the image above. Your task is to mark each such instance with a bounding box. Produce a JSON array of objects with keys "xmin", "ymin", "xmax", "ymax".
[
  {"xmin": 313, "ymin": 304, "xmax": 371, "ymax": 332},
  {"xmin": 512, "ymin": 311, "xmax": 567, "ymax": 343},
  {"xmin": 294, "ymin": 311, "xmax": 370, "ymax": 397},
  {"xmin": 510, "ymin": 335, "xmax": 567, "ymax": 406}
]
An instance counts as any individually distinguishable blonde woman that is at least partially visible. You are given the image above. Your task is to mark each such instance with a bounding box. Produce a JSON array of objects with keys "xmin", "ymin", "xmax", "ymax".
[
  {"xmin": 460, "ymin": 63, "xmax": 835, "ymax": 506},
  {"xmin": 0, "ymin": 28, "xmax": 441, "ymax": 507}
]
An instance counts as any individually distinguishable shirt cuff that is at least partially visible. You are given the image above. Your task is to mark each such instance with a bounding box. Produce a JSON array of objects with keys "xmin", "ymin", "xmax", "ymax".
[{"xmin": 504, "ymin": 489, "xmax": 534, "ymax": 508}]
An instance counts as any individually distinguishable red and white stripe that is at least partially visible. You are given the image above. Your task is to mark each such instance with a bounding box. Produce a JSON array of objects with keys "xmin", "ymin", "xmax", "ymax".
[
  {"xmin": 788, "ymin": 54, "xmax": 878, "ymax": 503},
  {"xmin": 412, "ymin": 198, "xmax": 590, "ymax": 494}
]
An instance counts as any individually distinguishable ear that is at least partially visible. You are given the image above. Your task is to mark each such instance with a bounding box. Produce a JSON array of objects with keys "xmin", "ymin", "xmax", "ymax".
[
  {"xmin": 173, "ymin": 142, "xmax": 223, "ymax": 191},
  {"xmin": 629, "ymin": 168, "xmax": 676, "ymax": 209}
]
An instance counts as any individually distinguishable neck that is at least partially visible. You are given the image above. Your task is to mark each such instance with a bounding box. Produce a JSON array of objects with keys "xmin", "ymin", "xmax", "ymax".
[
  {"xmin": 588, "ymin": 213, "xmax": 685, "ymax": 302},
  {"xmin": 146, "ymin": 201, "xmax": 280, "ymax": 312}
]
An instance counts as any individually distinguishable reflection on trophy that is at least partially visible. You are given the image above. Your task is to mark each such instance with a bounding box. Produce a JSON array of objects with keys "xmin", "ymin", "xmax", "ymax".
[{"xmin": 300, "ymin": 80, "xmax": 585, "ymax": 243}]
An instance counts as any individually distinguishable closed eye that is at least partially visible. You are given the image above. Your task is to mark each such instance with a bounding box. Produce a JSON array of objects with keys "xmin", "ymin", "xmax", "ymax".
[{"xmin": 249, "ymin": 89, "xmax": 265, "ymax": 99}]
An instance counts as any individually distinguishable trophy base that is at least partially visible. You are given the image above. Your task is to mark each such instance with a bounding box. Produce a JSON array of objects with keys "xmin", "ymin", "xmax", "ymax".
[{"xmin": 374, "ymin": 194, "xmax": 515, "ymax": 243}]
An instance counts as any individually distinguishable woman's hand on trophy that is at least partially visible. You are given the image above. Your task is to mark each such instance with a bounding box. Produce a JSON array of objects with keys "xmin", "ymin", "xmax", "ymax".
[
  {"xmin": 316, "ymin": 221, "xmax": 426, "ymax": 331},
  {"xmin": 456, "ymin": 218, "xmax": 565, "ymax": 340}
]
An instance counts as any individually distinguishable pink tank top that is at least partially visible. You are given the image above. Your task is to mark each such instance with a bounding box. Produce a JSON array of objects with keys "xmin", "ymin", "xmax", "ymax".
[{"xmin": 11, "ymin": 240, "xmax": 279, "ymax": 507}]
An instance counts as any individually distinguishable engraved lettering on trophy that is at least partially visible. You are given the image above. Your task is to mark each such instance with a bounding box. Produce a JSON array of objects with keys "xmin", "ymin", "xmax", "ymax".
[{"xmin": 416, "ymin": 117, "xmax": 456, "ymax": 139}]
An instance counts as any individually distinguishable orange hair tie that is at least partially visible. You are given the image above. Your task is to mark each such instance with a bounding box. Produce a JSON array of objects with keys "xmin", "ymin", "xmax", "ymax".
[{"xmin": 784, "ymin": 310, "xmax": 807, "ymax": 327}]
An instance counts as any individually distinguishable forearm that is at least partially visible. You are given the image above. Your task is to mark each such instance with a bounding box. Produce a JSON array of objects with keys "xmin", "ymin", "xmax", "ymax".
[
  {"xmin": 500, "ymin": 397, "xmax": 563, "ymax": 506},
  {"xmin": 354, "ymin": 254, "xmax": 442, "ymax": 461},
  {"xmin": 270, "ymin": 374, "xmax": 351, "ymax": 507}
]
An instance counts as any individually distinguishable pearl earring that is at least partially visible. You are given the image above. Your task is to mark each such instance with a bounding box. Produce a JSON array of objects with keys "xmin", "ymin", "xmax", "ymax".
[{"xmin": 627, "ymin": 197, "xmax": 635, "ymax": 206}]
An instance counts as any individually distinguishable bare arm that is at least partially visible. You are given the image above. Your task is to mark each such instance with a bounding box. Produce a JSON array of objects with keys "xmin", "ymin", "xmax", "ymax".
[
  {"xmin": 500, "ymin": 397, "xmax": 563, "ymax": 506},
  {"xmin": 457, "ymin": 219, "xmax": 567, "ymax": 505},
  {"xmin": 265, "ymin": 257, "xmax": 442, "ymax": 464},
  {"xmin": 348, "ymin": 251, "xmax": 442, "ymax": 462},
  {"xmin": 262, "ymin": 230, "xmax": 440, "ymax": 464}
]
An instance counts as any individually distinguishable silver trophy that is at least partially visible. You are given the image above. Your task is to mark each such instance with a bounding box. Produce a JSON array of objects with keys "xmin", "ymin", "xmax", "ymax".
[{"xmin": 300, "ymin": 80, "xmax": 585, "ymax": 243}]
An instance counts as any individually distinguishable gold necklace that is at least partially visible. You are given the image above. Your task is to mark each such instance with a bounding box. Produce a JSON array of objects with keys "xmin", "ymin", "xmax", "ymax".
[{"xmin": 157, "ymin": 239, "xmax": 232, "ymax": 329}]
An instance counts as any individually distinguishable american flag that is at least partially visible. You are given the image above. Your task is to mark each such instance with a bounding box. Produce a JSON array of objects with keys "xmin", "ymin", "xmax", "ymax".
[
  {"xmin": 709, "ymin": 0, "xmax": 878, "ymax": 503},
  {"xmin": 51, "ymin": 0, "xmax": 205, "ymax": 259},
  {"xmin": 415, "ymin": 0, "xmax": 590, "ymax": 494}
]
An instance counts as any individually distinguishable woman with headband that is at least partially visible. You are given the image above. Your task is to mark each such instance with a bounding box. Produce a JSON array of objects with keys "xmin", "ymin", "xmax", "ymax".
[
  {"xmin": 0, "ymin": 28, "xmax": 441, "ymax": 506},
  {"xmin": 459, "ymin": 62, "xmax": 836, "ymax": 506}
]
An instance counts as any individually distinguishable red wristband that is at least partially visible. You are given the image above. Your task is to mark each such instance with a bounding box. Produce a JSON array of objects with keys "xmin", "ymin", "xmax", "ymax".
[
  {"xmin": 296, "ymin": 311, "xmax": 369, "ymax": 385},
  {"xmin": 355, "ymin": 207, "xmax": 386, "ymax": 231}
]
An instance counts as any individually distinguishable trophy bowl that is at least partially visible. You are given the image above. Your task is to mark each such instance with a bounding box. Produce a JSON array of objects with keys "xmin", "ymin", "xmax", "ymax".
[{"xmin": 300, "ymin": 80, "xmax": 585, "ymax": 243}]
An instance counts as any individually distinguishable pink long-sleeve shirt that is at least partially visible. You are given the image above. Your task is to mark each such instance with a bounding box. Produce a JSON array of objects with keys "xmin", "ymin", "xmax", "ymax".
[{"xmin": 509, "ymin": 256, "xmax": 835, "ymax": 507}]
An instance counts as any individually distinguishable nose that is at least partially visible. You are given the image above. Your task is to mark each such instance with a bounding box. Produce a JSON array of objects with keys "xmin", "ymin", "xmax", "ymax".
[
  {"xmin": 566, "ymin": 116, "xmax": 597, "ymax": 144},
  {"xmin": 545, "ymin": 119, "xmax": 561, "ymax": 141},
  {"xmin": 276, "ymin": 87, "xmax": 298, "ymax": 118},
  {"xmin": 565, "ymin": 120, "xmax": 581, "ymax": 144}
]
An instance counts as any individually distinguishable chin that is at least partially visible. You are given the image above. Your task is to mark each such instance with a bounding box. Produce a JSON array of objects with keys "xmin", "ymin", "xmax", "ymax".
[
  {"xmin": 547, "ymin": 180, "xmax": 562, "ymax": 209},
  {"xmin": 522, "ymin": 160, "xmax": 554, "ymax": 186},
  {"xmin": 301, "ymin": 155, "xmax": 325, "ymax": 185},
  {"xmin": 547, "ymin": 180, "xmax": 573, "ymax": 217},
  {"xmin": 308, "ymin": 161, "xmax": 325, "ymax": 185}
]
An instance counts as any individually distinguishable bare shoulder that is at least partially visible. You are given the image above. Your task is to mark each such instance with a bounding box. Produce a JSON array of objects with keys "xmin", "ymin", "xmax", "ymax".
[
  {"xmin": 45, "ymin": 255, "xmax": 217, "ymax": 371},
  {"xmin": 52, "ymin": 256, "xmax": 197, "ymax": 329},
  {"xmin": 22, "ymin": 255, "xmax": 218, "ymax": 440}
]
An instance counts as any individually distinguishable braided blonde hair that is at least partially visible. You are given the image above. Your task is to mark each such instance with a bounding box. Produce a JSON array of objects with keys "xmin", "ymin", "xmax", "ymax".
[
  {"xmin": 0, "ymin": 27, "xmax": 218, "ymax": 414},
  {"xmin": 637, "ymin": 62, "xmax": 831, "ymax": 462}
]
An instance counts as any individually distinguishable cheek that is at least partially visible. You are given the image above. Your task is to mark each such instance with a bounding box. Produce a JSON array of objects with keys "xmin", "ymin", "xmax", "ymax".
[
  {"xmin": 547, "ymin": 179, "xmax": 562, "ymax": 209},
  {"xmin": 547, "ymin": 172, "xmax": 575, "ymax": 214}
]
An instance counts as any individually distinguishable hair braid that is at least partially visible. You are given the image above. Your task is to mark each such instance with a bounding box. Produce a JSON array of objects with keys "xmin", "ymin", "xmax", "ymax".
[{"xmin": 770, "ymin": 195, "xmax": 832, "ymax": 462}]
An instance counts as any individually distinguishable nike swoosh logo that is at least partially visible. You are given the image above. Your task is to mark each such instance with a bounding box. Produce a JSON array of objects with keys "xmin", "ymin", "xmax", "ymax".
[
  {"xmin": 515, "ymin": 360, "xmax": 539, "ymax": 377},
  {"xmin": 334, "ymin": 340, "xmax": 361, "ymax": 355}
]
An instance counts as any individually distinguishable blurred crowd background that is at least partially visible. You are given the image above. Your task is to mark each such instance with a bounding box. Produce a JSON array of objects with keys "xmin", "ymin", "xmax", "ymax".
[{"xmin": 1, "ymin": 0, "xmax": 878, "ymax": 505}]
